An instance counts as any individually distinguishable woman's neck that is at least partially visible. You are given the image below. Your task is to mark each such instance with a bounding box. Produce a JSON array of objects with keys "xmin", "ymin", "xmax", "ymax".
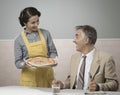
[{"xmin": 25, "ymin": 28, "xmax": 32, "ymax": 33}]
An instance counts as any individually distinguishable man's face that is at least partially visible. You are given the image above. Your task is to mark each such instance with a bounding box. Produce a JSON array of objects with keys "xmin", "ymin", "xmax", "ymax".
[
  {"xmin": 73, "ymin": 29, "xmax": 87, "ymax": 52},
  {"xmin": 25, "ymin": 15, "xmax": 39, "ymax": 32}
]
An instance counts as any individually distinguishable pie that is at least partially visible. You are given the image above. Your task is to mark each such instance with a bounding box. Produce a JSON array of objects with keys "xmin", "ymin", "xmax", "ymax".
[{"xmin": 26, "ymin": 57, "xmax": 57, "ymax": 67}]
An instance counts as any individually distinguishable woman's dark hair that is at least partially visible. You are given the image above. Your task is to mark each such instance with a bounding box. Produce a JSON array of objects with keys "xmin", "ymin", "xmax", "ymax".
[
  {"xmin": 76, "ymin": 25, "xmax": 97, "ymax": 45},
  {"xmin": 19, "ymin": 7, "xmax": 41, "ymax": 27}
]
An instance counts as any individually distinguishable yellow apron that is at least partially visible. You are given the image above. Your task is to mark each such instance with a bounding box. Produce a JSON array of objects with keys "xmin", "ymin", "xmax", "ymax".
[{"xmin": 20, "ymin": 29, "xmax": 54, "ymax": 87}]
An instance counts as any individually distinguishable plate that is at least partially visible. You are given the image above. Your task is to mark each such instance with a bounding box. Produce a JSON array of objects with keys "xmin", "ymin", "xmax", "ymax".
[{"xmin": 24, "ymin": 57, "xmax": 58, "ymax": 68}]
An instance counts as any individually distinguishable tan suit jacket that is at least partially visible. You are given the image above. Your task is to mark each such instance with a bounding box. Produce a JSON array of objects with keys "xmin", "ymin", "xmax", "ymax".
[{"xmin": 65, "ymin": 50, "xmax": 119, "ymax": 91}]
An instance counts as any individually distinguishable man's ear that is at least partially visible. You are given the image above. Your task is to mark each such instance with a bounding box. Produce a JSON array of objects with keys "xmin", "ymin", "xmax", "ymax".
[{"xmin": 85, "ymin": 37, "xmax": 89, "ymax": 44}]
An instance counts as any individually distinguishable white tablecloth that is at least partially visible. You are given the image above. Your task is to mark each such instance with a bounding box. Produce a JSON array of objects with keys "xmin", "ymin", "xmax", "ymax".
[{"xmin": 0, "ymin": 86, "xmax": 119, "ymax": 95}]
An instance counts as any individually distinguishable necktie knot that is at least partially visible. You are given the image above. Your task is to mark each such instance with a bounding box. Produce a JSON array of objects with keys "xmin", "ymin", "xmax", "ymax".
[
  {"xmin": 82, "ymin": 56, "xmax": 86, "ymax": 62},
  {"xmin": 82, "ymin": 56, "xmax": 86, "ymax": 59}
]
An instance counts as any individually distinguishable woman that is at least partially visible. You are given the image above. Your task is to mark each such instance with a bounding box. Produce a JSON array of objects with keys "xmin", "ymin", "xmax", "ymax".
[{"xmin": 14, "ymin": 7, "xmax": 58, "ymax": 87}]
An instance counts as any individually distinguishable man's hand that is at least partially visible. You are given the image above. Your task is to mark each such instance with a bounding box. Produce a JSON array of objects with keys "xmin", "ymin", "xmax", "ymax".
[
  {"xmin": 89, "ymin": 80, "xmax": 99, "ymax": 91},
  {"xmin": 52, "ymin": 80, "xmax": 64, "ymax": 89}
]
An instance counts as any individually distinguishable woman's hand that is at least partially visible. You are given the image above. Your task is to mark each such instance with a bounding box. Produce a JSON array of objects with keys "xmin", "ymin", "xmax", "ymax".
[{"xmin": 23, "ymin": 58, "xmax": 30, "ymax": 67}]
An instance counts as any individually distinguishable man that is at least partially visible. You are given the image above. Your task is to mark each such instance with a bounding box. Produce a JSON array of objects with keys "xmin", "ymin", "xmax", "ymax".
[{"xmin": 53, "ymin": 25, "xmax": 118, "ymax": 91}]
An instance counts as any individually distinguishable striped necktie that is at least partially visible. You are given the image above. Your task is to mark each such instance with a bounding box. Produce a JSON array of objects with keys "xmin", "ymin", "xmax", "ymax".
[{"xmin": 77, "ymin": 56, "xmax": 86, "ymax": 89}]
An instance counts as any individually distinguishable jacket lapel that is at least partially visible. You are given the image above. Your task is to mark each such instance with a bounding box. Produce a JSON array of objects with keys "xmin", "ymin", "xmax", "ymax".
[
  {"xmin": 71, "ymin": 53, "xmax": 82, "ymax": 88},
  {"xmin": 74, "ymin": 54, "xmax": 82, "ymax": 75},
  {"xmin": 89, "ymin": 51, "xmax": 100, "ymax": 79}
]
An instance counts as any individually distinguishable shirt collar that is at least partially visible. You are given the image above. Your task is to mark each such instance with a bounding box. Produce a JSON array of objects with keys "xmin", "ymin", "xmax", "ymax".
[{"xmin": 81, "ymin": 48, "xmax": 95, "ymax": 58}]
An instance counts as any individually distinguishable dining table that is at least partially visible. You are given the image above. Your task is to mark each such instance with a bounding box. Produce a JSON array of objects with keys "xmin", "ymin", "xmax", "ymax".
[{"xmin": 0, "ymin": 86, "xmax": 120, "ymax": 95}]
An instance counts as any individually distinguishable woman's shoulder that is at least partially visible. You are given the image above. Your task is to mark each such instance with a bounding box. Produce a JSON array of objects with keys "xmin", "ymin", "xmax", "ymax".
[
  {"xmin": 39, "ymin": 28, "xmax": 51, "ymax": 37},
  {"xmin": 14, "ymin": 33, "xmax": 23, "ymax": 43},
  {"xmin": 40, "ymin": 28, "xmax": 50, "ymax": 33}
]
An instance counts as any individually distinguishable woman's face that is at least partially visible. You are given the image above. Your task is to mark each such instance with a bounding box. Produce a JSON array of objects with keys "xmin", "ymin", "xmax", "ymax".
[{"xmin": 25, "ymin": 15, "xmax": 39, "ymax": 33}]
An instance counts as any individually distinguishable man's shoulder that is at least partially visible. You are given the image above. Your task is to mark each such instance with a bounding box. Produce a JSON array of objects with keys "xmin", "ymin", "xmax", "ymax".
[
  {"xmin": 95, "ymin": 50, "xmax": 113, "ymax": 59},
  {"xmin": 96, "ymin": 50, "xmax": 112, "ymax": 56}
]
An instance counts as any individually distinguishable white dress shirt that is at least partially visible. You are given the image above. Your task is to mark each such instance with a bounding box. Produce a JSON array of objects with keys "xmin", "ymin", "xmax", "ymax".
[{"xmin": 76, "ymin": 48, "xmax": 95, "ymax": 90}]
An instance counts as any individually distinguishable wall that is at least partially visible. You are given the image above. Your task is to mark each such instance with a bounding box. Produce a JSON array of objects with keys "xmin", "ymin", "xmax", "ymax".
[
  {"xmin": 0, "ymin": 0, "xmax": 120, "ymax": 39},
  {"xmin": 0, "ymin": 39, "xmax": 120, "ymax": 91}
]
